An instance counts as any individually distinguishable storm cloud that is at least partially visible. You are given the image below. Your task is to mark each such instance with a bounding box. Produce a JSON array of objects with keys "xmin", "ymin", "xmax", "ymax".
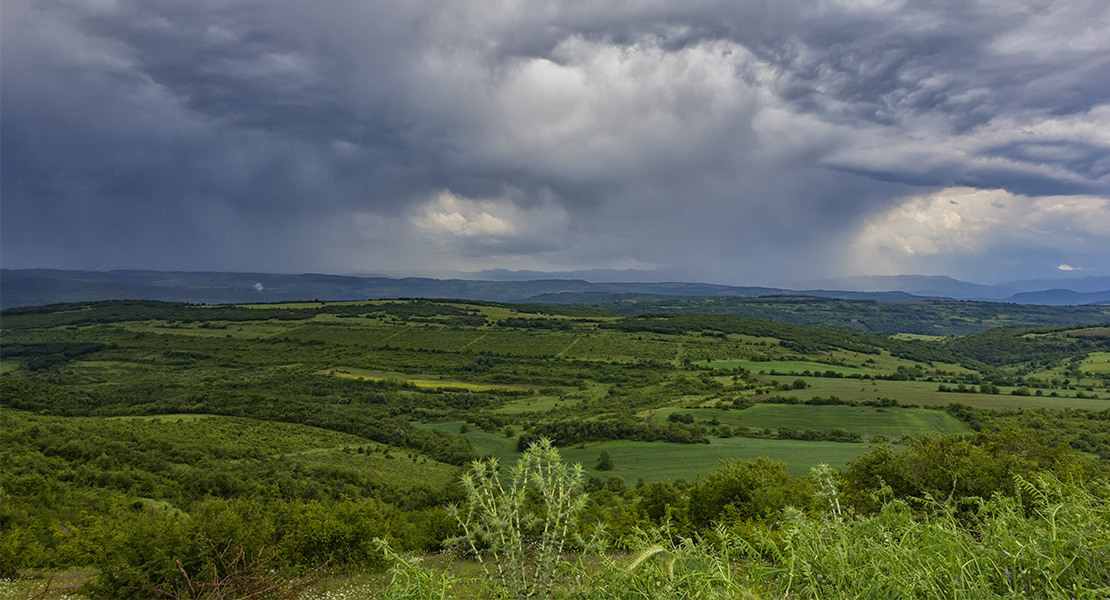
[{"xmin": 3, "ymin": 0, "xmax": 1108, "ymax": 285}]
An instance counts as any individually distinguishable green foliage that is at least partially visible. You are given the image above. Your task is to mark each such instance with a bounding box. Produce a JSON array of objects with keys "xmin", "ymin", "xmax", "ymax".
[
  {"xmin": 591, "ymin": 534, "xmax": 763, "ymax": 600},
  {"xmin": 758, "ymin": 473, "xmax": 1110, "ymax": 599},
  {"xmin": 972, "ymin": 406, "xmax": 1110, "ymax": 458},
  {"xmin": 375, "ymin": 540, "xmax": 462, "ymax": 600},
  {"xmin": 839, "ymin": 430, "xmax": 1099, "ymax": 515},
  {"xmin": 555, "ymin": 293, "xmax": 1110, "ymax": 336},
  {"xmin": 595, "ymin": 451, "xmax": 614, "ymax": 471},
  {"xmin": 374, "ymin": 461, "xmax": 1110, "ymax": 599},
  {"xmin": 687, "ymin": 457, "xmax": 814, "ymax": 528},
  {"xmin": 67, "ymin": 495, "xmax": 421, "ymax": 599},
  {"xmin": 605, "ymin": 314, "xmax": 883, "ymax": 355},
  {"xmin": 519, "ymin": 419, "xmax": 709, "ymax": 449},
  {"xmin": 1, "ymin": 341, "xmax": 108, "ymax": 371}
]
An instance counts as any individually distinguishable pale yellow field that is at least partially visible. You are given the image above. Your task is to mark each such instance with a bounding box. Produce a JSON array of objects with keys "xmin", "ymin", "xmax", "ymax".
[{"xmin": 321, "ymin": 366, "xmax": 534, "ymax": 391}]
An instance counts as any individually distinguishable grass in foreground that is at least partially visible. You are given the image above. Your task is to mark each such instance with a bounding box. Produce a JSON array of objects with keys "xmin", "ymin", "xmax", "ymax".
[{"xmin": 379, "ymin": 462, "xmax": 1110, "ymax": 599}]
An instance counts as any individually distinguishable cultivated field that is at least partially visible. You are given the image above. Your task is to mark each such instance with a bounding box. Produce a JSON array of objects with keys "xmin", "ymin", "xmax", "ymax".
[{"xmin": 650, "ymin": 404, "xmax": 970, "ymax": 439}]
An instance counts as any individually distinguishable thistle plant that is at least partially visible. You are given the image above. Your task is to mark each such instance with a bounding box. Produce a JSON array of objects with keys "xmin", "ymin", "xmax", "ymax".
[
  {"xmin": 446, "ymin": 438, "xmax": 591, "ymax": 600},
  {"xmin": 810, "ymin": 463, "xmax": 842, "ymax": 521}
]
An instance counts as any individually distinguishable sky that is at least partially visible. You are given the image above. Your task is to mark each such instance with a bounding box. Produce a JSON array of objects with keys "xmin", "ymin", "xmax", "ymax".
[{"xmin": 2, "ymin": 0, "xmax": 1108, "ymax": 288}]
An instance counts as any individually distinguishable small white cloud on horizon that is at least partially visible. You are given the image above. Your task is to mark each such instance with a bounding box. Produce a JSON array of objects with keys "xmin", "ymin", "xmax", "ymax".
[
  {"xmin": 1057, "ymin": 264, "xmax": 1079, "ymax": 271},
  {"xmin": 253, "ymin": 282, "xmax": 264, "ymax": 291}
]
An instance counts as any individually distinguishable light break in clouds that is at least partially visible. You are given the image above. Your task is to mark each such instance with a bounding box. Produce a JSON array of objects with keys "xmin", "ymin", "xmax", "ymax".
[{"xmin": 1, "ymin": 0, "xmax": 1108, "ymax": 286}]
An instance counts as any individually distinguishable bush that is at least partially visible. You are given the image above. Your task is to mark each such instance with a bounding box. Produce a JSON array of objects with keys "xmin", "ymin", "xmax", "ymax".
[{"xmin": 687, "ymin": 457, "xmax": 813, "ymax": 528}]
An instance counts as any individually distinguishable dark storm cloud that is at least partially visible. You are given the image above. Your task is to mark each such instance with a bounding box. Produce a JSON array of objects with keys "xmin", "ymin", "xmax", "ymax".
[{"xmin": 2, "ymin": 0, "xmax": 1107, "ymax": 283}]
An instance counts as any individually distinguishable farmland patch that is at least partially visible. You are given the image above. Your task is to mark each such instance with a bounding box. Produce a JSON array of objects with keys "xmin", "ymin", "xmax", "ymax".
[
  {"xmin": 654, "ymin": 405, "xmax": 968, "ymax": 438},
  {"xmin": 559, "ymin": 438, "xmax": 876, "ymax": 480},
  {"xmin": 322, "ymin": 367, "xmax": 536, "ymax": 391}
]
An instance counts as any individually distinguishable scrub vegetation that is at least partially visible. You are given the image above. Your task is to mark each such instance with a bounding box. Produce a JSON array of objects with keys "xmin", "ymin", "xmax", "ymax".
[{"xmin": 2, "ymin": 298, "xmax": 1109, "ymax": 598}]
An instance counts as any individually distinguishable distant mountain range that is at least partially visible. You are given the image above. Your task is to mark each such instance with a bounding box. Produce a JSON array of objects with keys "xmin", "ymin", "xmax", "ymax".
[
  {"xmin": 807, "ymin": 275, "xmax": 1110, "ymax": 301},
  {"xmin": 1, "ymin": 269, "xmax": 1108, "ymax": 310}
]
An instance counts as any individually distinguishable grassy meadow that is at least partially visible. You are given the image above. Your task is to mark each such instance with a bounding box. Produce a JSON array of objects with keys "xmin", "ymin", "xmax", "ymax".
[
  {"xmin": 2, "ymin": 298, "xmax": 1109, "ymax": 597},
  {"xmin": 651, "ymin": 404, "xmax": 970, "ymax": 438},
  {"xmin": 559, "ymin": 437, "xmax": 876, "ymax": 479}
]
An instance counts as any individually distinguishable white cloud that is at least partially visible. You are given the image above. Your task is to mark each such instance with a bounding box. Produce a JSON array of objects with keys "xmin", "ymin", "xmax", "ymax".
[
  {"xmin": 406, "ymin": 190, "xmax": 573, "ymax": 265},
  {"xmin": 987, "ymin": 0, "xmax": 1110, "ymax": 57},
  {"xmin": 412, "ymin": 34, "xmax": 768, "ymax": 182},
  {"xmin": 850, "ymin": 187, "xmax": 1110, "ymax": 277},
  {"xmin": 413, "ymin": 191, "xmax": 516, "ymax": 237}
]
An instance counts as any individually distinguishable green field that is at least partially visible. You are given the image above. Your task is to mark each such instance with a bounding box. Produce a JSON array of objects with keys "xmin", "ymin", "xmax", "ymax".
[
  {"xmin": 288, "ymin": 448, "xmax": 459, "ymax": 493},
  {"xmin": 700, "ymin": 359, "xmax": 871, "ymax": 376},
  {"xmin": 323, "ymin": 367, "xmax": 533, "ymax": 392},
  {"xmin": 651, "ymin": 404, "xmax": 970, "ymax": 438},
  {"xmin": 103, "ymin": 413, "xmax": 379, "ymax": 455},
  {"xmin": 1081, "ymin": 351, "xmax": 1110, "ymax": 372},
  {"xmin": 417, "ymin": 421, "xmax": 879, "ymax": 479},
  {"xmin": 772, "ymin": 377, "xmax": 1110, "ymax": 410},
  {"xmin": 416, "ymin": 421, "xmax": 521, "ymax": 459},
  {"xmin": 492, "ymin": 394, "xmax": 579, "ymax": 413},
  {"xmin": 559, "ymin": 438, "xmax": 876, "ymax": 479}
]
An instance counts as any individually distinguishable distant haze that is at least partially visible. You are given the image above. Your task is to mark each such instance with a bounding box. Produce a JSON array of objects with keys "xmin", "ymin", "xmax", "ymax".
[
  {"xmin": 2, "ymin": 1, "xmax": 1108, "ymax": 285},
  {"xmin": 3, "ymin": 269, "xmax": 1108, "ymax": 310}
]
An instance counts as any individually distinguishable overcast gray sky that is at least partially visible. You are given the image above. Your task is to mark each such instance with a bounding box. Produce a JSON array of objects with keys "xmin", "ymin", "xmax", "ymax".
[{"xmin": 3, "ymin": 0, "xmax": 1108, "ymax": 287}]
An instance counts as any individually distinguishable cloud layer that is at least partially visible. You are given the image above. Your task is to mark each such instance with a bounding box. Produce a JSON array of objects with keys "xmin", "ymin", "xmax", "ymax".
[{"xmin": 3, "ymin": 0, "xmax": 1108, "ymax": 285}]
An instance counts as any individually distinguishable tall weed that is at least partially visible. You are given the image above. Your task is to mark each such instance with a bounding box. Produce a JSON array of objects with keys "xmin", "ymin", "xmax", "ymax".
[
  {"xmin": 445, "ymin": 438, "xmax": 596, "ymax": 599},
  {"xmin": 756, "ymin": 472, "xmax": 1110, "ymax": 599}
]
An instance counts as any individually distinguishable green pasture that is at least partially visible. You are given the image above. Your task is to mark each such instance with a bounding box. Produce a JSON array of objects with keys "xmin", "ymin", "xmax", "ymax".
[
  {"xmin": 323, "ymin": 367, "xmax": 534, "ymax": 392},
  {"xmin": 698, "ymin": 359, "xmax": 871, "ymax": 376},
  {"xmin": 287, "ymin": 448, "xmax": 459, "ymax": 493},
  {"xmin": 116, "ymin": 413, "xmax": 218, "ymax": 423},
  {"xmin": 784, "ymin": 378, "xmax": 949, "ymax": 406},
  {"xmin": 493, "ymin": 395, "xmax": 579, "ymax": 414},
  {"xmin": 1080, "ymin": 351, "xmax": 1110, "ymax": 372},
  {"xmin": 724, "ymin": 333, "xmax": 784, "ymax": 345},
  {"xmin": 418, "ymin": 421, "xmax": 877, "ymax": 479},
  {"xmin": 73, "ymin": 359, "xmax": 154, "ymax": 371},
  {"xmin": 652, "ymin": 405, "xmax": 969, "ymax": 438},
  {"xmin": 463, "ymin": 330, "xmax": 580, "ymax": 357},
  {"xmin": 1022, "ymin": 365, "xmax": 1106, "ymax": 388},
  {"xmin": 559, "ymin": 438, "xmax": 876, "ymax": 480},
  {"xmin": 891, "ymin": 333, "xmax": 946, "ymax": 341},
  {"xmin": 928, "ymin": 361, "xmax": 981, "ymax": 374},
  {"xmin": 860, "ymin": 352, "xmax": 977, "ymax": 375},
  {"xmin": 109, "ymin": 413, "xmax": 462, "ymax": 493},
  {"xmin": 415, "ymin": 422, "xmax": 520, "ymax": 459},
  {"xmin": 283, "ymin": 323, "xmax": 438, "ymax": 348},
  {"xmin": 559, "ymin": 333, "xmax": 677, "ymax": 362},
  {"xmin": 121, "ymin": 319, "xmax": 296, "ymax": 338},
  {"xmin": 375, "ymin": 327, "xmax": 486, "ymax": 352},
  {"xmin": 103, "ymin": 414, "xmax": 374, "ymax": 455},
  {"xmin": 773, "ymin": 377, "xmax": 1110, "ymax": 410}
]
